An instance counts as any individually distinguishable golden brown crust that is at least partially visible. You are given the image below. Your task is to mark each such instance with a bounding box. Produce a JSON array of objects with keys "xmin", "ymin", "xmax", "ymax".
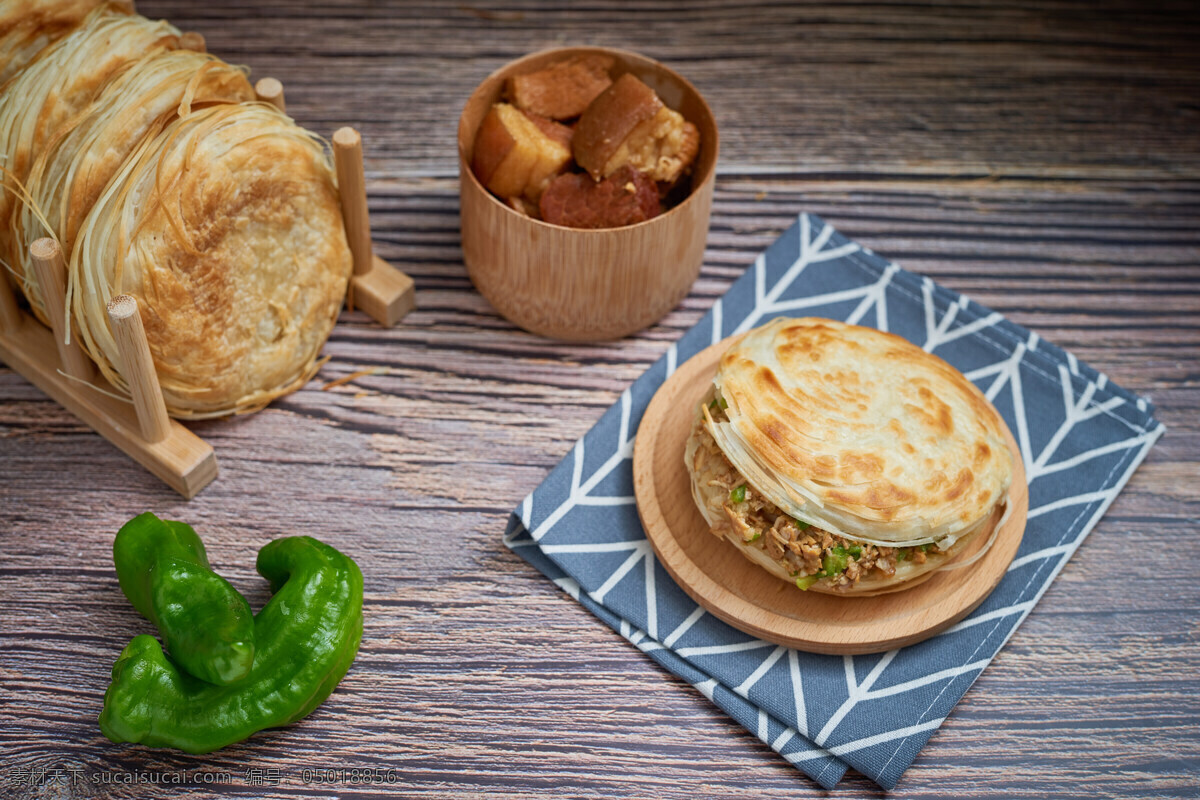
[
  {"xmin": 506, "ymin": 54, "xmax": 614, "ymax": 120},
  {"xmin": 69, "ymin": 103, "xmax": 352, "ymax": 418},
  {"xmin": 572, "ymin": 72, "xmax": 663, "ymax": 179},
  {"xmin": 0, "ymin": 0, "xmax": 109, "ymax": 85},
  {"xmin": 708, "ymin": 317, "xmax": 1013, "ymax": 544},
  {"xmin": 14, "ymin": 49, "xmax": 253, "ymax": 323},
  {"xmin": 0, "ymin": 8, "xmax": 180, "ymax": 180},
  {"xmin": 0, "ymin": 7, "xmax": 181, "ymax": 276}
]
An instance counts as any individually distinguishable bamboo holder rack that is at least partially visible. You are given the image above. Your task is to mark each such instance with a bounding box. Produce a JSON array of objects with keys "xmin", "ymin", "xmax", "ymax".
[
  {"xmin": 0, "ymin": 240, "xmax": 215, "ymax": 498},
  {"xmin": 250, "ymin": 79, "xmax": 415, "ymax": 326},
  {"xmin": 106, "ymin": 294, "xmax": 171, "ymax": 444},
  {"xmin": 179, "ymin": 32, "xmax": 206, "ymax": 53},
  {"xmin": 0, "ymin": 85, "xmax": 414, "ymax": 497},
  {"xmin": 253, "ymin": 77, "xmax": 285, "ymax": 112},
  {"xmin": 331, "ymin": 126, "xmax": 416, "ymax": 327}
]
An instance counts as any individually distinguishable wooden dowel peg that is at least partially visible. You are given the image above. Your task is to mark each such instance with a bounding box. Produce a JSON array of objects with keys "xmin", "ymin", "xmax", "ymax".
[
  {"xmin": 29, "ymin": 238, "xmax": 93, "ymax": 380},
  {"xmin": 332, "ymin": 126, "xmax": 373, "ymax": 277},
  {"xmin": 255, "ymin": 77, "xmax": 285, "ymax": 112},
  {"xmin": 0, "ymin": 270, "xmax": 21, "ymax": 334},
  {"xmin": 354, "ymin": 254, "xmax": 416, "ymax": 327},
  {"xmin": 106, "ymin": 294, "xmax": 170, "ymax": 444},
  {"xmin": 330, "ymin": 126, "xmax": 415, "ymax": 327},
  {"xmin": 179, "ymin": 31, "xmax": 206, "ymax": 53}
]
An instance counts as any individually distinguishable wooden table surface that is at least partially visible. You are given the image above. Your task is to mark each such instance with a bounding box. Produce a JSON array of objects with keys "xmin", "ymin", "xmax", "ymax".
[{"xmin": 2, "ymin": 1, "xmax": 1197, "ymax": 797}]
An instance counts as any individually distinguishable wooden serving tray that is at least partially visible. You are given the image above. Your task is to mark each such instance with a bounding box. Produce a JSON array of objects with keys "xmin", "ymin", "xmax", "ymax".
[{"xmin": 632, "ymin": 336, "xmax": 1029, "ymax": 655}]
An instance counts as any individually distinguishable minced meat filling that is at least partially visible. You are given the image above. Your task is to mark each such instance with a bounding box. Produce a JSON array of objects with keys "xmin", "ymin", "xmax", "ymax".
[{"xmin": 699, "ymin": 398, "xmax": 938, "ymax": 590}]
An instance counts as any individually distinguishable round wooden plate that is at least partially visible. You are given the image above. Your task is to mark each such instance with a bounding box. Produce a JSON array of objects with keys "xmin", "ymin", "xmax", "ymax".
[{"xmin": 632, "ymin": 336, "xmax": 1029, "ymax": 655}]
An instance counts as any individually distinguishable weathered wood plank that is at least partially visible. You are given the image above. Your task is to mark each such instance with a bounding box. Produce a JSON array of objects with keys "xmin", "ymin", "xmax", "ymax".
[{"xmin": 120, "ymin": 0, "xmax": 1200, "ymax": 177}]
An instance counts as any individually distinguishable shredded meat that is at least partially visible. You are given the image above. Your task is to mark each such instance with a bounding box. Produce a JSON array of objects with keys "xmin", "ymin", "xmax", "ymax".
[{"xmin": 694, "ymin": 404, "xmax": 924, "ymax": 592}]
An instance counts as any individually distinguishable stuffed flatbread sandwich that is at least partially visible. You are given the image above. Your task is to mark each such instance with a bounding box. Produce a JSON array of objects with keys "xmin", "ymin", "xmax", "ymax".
[{"xmin": 685, "ymin": 317, "xmax": 1014, "ymax": 596}]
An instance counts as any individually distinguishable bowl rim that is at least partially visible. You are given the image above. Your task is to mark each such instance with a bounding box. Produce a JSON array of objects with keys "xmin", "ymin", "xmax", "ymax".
[{"xmin": 457, "ymin": 45, "xmax": 720, "ymax": 234}]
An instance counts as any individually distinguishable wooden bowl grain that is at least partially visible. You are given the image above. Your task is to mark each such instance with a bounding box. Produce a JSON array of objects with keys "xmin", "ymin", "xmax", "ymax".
[{"xmin": 458, "ymin": 47, "xmax": 719, "ymax": 342}]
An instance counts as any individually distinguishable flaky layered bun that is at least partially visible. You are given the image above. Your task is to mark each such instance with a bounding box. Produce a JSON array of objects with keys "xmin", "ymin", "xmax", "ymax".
[
  {"xmin": 68, "ymin": 103, "xmax": 352, "ymax": 418},
  {"xmin": 15, "ymin": 48, "xmax": 254, "ymax": 322},
  {"xmin": 688, "ymin": 317, "xmax": 1014, "ymax": 595}
]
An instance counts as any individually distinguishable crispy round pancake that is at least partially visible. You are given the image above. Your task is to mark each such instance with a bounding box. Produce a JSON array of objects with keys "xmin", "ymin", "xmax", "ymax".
[
  {"xmin": 69, "ymin": 103, "xmax": 352, "ymax": 418},
  {"xmin": 0, "ymin": 7, "xmax": 180, "ymax": 270},
  {"xmin": 16, "ymin": 49, "xmax": 254, "ymax": 322},
  {"xmin": 0, "ymin": 0, "xmax": 108, "ymax": 86},
  {"xmin": 707, "ymin": 317, "xmax": 1013, "ymax": 545}
]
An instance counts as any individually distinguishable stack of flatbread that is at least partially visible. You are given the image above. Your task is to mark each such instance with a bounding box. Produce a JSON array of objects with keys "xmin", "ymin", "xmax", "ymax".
[{"xmin": 0, "ymin": 1, "xmax": 352, "ymax": 417}]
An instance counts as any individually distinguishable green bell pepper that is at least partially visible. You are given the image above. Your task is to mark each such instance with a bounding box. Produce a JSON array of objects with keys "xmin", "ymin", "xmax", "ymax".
[
  {"xmin": 113, "ymin": 512, "xmax": 254, "ymax": 686},
  {"xmin": 100, "ymin": 536, "xmax": 363, "ymax": 754}
]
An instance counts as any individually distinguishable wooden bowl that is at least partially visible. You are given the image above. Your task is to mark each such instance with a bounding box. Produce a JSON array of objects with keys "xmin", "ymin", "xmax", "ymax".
[{"xmin": 458, "ymin": 47, "xmax": 719, "ymax": 341}]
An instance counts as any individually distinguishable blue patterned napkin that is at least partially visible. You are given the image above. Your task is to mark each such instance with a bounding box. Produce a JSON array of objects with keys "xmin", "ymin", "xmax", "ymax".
[{"xmin": 504, "ymin": 214, "xmax": 1164, "ymax": 789}]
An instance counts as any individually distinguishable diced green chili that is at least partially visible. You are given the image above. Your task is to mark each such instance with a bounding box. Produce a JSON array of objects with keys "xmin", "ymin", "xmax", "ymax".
[
  {"xmin": 747, "ymin": 531, "xmax": 762, "ymax": 542},
  {"xmin": 730, "ymin": 484, "xmax": 746, "ymax": 503},
  {"xmin": 795, "ymin": 575, "xmax": 820, "ymax": 591},
  {"xmin": 822, "ymin": 548, "xmax": 850, "ymax": 576},
  {"xmin": 848, "ymin": 545, "xmax": 863, "ymax": 558},
  {"xmin": 791, "ymin": 517, "xmax": 811, "ymax": 531},
  {"xmin": 897, "ymin": 548, "xmax": 910, "ymax": 561},
  {"xmin": 708, "ymin": 396, "xmax": 729, "ymax": 411}
]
